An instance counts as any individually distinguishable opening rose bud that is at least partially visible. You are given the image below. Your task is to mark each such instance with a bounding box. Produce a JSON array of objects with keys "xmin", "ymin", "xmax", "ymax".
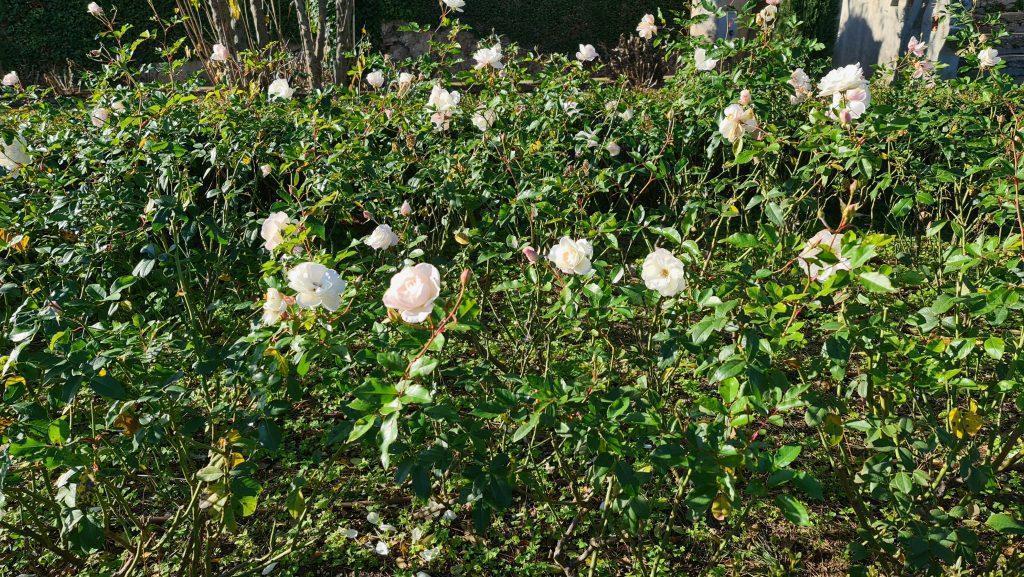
[
  {"xmin": 522, "ymin": 246, "xmax": 539, "ymax": 263},
  {"xmin": 400, "ymin": 201, "xmax": 412, "ymax": 216},
  {"xmin": 460, "ymin": 268, "xmax": 472, "ymax": 286},
  {"xmin": 839, "ymin": 109, "xmax": 853, "ymax": 124},
  {"xmin": 739, "ymin": 89, "xmax": 752, "ymax": 106}
]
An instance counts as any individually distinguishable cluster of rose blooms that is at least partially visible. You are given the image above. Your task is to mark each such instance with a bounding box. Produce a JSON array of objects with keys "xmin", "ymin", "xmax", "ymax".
[
  {"xmin": 257, "ymin": 202, "xmax": 852, "ymax": 328},
  {"xmin": 2, "ymin": 0, "xmax": 1010, "ymax": 166}
]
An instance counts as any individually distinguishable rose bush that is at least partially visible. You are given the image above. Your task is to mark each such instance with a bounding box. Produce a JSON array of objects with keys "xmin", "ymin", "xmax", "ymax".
[{"xmin": 1, "ymin": 3, "xmax": 1023, "ymax": 576}]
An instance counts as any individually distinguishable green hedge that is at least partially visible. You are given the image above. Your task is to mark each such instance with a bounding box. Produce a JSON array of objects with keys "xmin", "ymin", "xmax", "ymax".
[
  {"xmin": 2, "ymin": 0, "xmax": 841, "ymax": 79},
  {"xmin": 0, "ymin": 0, "xmax": 177, "ymax": 81}
]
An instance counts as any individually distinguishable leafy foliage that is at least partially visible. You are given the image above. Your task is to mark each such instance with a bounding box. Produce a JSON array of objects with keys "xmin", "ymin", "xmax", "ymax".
[{"xmin": 1, "ymin": 4, "xmax": 1023, "ymax": 576}]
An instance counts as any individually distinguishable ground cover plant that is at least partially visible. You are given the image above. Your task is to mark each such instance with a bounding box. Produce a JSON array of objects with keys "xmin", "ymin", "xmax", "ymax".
[{"xmin": 2, "ymin": 2, "xmax": 1024, "ymax": 575}]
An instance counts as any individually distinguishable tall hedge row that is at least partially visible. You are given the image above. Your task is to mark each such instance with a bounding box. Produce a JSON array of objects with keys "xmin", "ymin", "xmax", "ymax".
[
  {"xmin": 0, "ymin": 0, "xmax": 177, "ymax": 81},
  {"xmin": 2, "ymin": 1, "xmax": 842, "ymax": 80}
]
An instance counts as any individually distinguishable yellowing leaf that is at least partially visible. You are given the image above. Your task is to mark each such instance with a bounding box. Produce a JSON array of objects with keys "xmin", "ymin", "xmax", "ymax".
[
  {"xmin": 948, "ymin": 400, "xmax": 982, "ymax": 439},
  {"xmin": 712, "ymin": 493, "xmax": 732, "ymax": 521}
]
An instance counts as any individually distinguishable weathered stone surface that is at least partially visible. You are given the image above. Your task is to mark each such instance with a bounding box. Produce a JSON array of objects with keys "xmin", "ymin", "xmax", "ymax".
[
  {"xmin": 381, "ymin": 21, "xmax": 481, "ymax": 70},
  {"xmin": 834, "ymin": 0, "xmax": 955, "ymax": 76}
]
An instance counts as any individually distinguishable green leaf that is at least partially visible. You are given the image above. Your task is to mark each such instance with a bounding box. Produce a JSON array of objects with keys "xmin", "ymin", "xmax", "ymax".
[
  {"xmin": 90, "ymin": 375, "xmax": 128, "ymax": 400},
  {"xmin": 347, "ymin": 415, "xmax": 376, "ymax": 443},
  {"xmin": 401, "ymin": 383, "xmax": 433, "ymax": 404},
  {"xmin": 891, "ymin": 471, "xmax": 913, "ymax": 494},
  {"xmin": 774, "ymin": 445, "xmax": 801, "ymax": 468},
  {"xmin": 712, "ymin": 360, "xmax": 745, "ymax": 383},
  {"xmin": 858, "ymin": 272, "xmax": 895, "ymax": 293},
  {"xmin": 512, "ymin": 409, "xmax": 542, "ymax": 442},
  {"xmin": 196, "ymin": 466, "xmax": 224, "ymax": 482},
  {"xmin": 379, "ymin": 413, "xmax": 399, "ymax": 468},
  {"xmin": 986, "ymin": 513, "xmax": 1024, "ymax": 534},
  {"xmin": 984, "ymin": 337, "xmax": 1005, "ymax": 360},
  {"xmin": 775, "ymin": 494, "xmax": 811, "ymax": 526}
]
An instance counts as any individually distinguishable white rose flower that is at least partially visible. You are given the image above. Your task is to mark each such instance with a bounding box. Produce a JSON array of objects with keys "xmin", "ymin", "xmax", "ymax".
[
  {"xmin": 978, "ymin": 47, "xmax": 1001, "ymax": 69},
  {"xmin": 210, "ymin": 43, "xmax": 230, "ymax": 62},
  {"xmin": 576, "ymin": 44, "xmax": 598, "ymax": 62},
  {"xmin": 473, "ymin": 43, "xmax": 504, "ymax": 70},
  {"xmin": 576, "ymin": 130, "xmax": 598, "ymax": 148},
  {"xmin": 427, "ymin": 85, "xmax": 461, "ymax": 130},
  {"xmin": 817, "ymin": 63, "xmax": 866, "ymax": 97},
  {"xmin": 471, "ymin": 107, "xmax": 496, "ymax": 131},
  {"xmin": 366, "ymin": 70, "xmax": 385, "ymax": 89},
  {"xmin": 789, "ymin": 68, "xmax": 812, "ymax": 103},
  {"xmin": 694, "ymin": 48, "xmax": 718, "ymax": 72},
  {"xmin": 797, "ymin": 229, "xmax": 852, "ymax": 282},
  {"xmin": 383, "ymin": 263, "xmax": 441, "ymax": 323},
  {"xmin": 364, "ymin": 224, "xmax": 400, "ymax": 250},
  {"xmin": 442, "ymin": 0, "xmax": 465, "ymax": 12},
  {"xmin": 268, "ymin": 78, "xmax": 294, "ymax": 100},
  {"xmin": 0, "ymin": 135, "xmax": 30, "ymax": 174},
  {"xmin": 87, "ymin": 2, "xmax": 104, "ymax": 16},
  {"xmin": 288, "ymin": 262, "xmax": 345, "ymax": 311},
  {"xmin": 755, "ymin": 5, "xmax": 777, "ymax": 27},
  {"xmin": 262, "ymin": 287, "xmax": 287, "ymax": 325},
  {"xmin": 548, "ymin": 236, "xmax": 594, "ymax": 275},
  {"xmin": 641, "ymin": 248, "xmax": 687, "ymax": 297},
  {"xmin": 636, "ymin": 14, "xmax": 657, "ymax": 39},
  {"xmin": 2, "ymin": 71, "xmax": 20, "ymax": 87},
  {"xmin": 397, "ymin": 72, "xmax": 415, "ymax": 96},
  {"xmin": 260, "ymin": 211, "xmax": 291, "ymax": 251},
  {"xmin": 90, "ymin": 107, "xmax": 109, "ymax": 128},
  {"xmin": 605, "ymin": 141, "xmax": 621, "ymax": 156},
  {"xmin": 718, "ymin": 104, "xmax": 757, "ymax": 144}
]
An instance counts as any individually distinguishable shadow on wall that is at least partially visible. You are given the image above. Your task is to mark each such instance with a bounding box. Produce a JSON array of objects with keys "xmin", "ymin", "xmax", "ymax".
[{"xmin": 834, "ymin": 14, "xmax": 882, "ymax": 72}]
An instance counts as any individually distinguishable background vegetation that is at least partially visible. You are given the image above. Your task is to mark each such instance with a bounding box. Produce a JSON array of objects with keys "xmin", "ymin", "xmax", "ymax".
[
  {"xmin": 1, "ymin": 0, "xmax": 842, "ymax": 82},
  {"xmin": 2, "ymin": 3, "xmax": 1022, "ymax": 577}
]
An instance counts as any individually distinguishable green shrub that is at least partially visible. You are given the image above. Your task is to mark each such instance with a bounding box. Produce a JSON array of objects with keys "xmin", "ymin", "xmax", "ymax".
[
  {"xmin": 1, "ymin": 5, "xmax": 1022, "ymax": 576},
  {"xmin": 0, "ymin": 0, "xmax": 177, "ymax": 81}
]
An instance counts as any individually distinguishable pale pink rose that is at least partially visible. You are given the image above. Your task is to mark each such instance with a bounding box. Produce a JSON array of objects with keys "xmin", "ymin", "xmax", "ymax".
[
  {"xmin": 261, "ymin": 211, "xmax": 291, "ymax": 251},
  {"xmin": 907, "ymin": 36, "xmax": 927, "ymax": 58},
  {"xmin": 797, "ymin": 229, "xmax": 852, "ymax": 281},
  {"xmin": 400, "ymin": 200, "xmax": 413, "ymax": 216},
  {"xmin": 576, "ymin": 44, "xmax": 598, "ymax": 62},
  {"xmin": 87, "ymin": 2, "xmax": 104, "ymax": 17},
  {"xmin": 91, "ymin": 107, "xmax": 109, "ymax": 128},
  {"xmin": 522, "ymin": 246, "xmax": 539, "ymax": 263},
  {"xmin": 288, "ymin": 262, "xmax": 345, "ymax": 311},
  {"xmin": 364, "ymin": 224, "xmax": 399, "ymax": 250},
  {"xmin": 3, "ymin": 71, "xmax": 21, "ymax": 87},
  {"xmin": 383, "ymin": 263, "xmax": 441, "ymax": 323},
  {"xmin": 210, "ymin": 43, "xmax": 230, "ymax": 62},
  {"xmin": 739, "ymin": 89, "xmax": 752, "ymax": 106},
  {"xmin": 636, "ymin": 14, "xmax": 657, "ymax": 40}
]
